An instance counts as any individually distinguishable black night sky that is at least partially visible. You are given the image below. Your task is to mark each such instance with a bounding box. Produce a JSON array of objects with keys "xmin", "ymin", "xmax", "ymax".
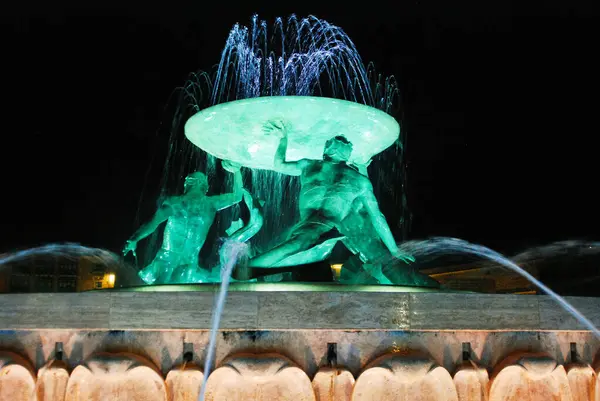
[{"xmin": 2, "ymin": 1, "xmax": 598, "ymax": 261}]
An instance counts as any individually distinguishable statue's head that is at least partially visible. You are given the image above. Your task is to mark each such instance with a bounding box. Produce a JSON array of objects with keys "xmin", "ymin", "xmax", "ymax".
[
  {"xmin": 184, "ymin": 171, "xmax": 208, "ymax": 194},
  {"xmin": 323, "ymin": 135, "xmax": 353, "ymax": 162}
]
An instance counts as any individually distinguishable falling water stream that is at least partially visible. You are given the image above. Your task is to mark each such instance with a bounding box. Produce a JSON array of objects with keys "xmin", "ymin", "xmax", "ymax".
[
  {"xmin": 399, "ymin": 237, "xmax": 600, "ymax": 338},
  {"xmin": 198, "ymin": 240, "xmax": 249, "ymax": 401}
]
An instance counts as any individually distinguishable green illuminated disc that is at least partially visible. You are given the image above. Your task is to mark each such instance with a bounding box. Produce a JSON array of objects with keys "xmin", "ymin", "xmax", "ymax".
[{"xmin": 184, "ymin": 96, "xmax": 399, "ymax": 170}]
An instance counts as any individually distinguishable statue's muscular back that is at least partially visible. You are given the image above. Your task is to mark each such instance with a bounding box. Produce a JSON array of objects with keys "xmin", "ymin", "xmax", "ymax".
[{"xmin": 298, "ymin": 160, "xmax": 369, "ymax": 223}]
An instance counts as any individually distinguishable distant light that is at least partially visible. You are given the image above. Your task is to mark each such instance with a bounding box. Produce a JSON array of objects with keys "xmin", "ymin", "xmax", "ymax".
[
  {"xmin": 330, "ymin": 264, "xmax": 342, "ymax": 278},
  {"xmin": 107, "ymin": 273, "xmax": 116, "ymax": 287},
  {"xmin": 248, "ymin": 143, "xmax": 260, "ymax": 153}
]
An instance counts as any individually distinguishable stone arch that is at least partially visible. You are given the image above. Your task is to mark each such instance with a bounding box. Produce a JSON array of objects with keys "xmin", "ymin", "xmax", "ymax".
[
  {"xmin": 589, "ymin": 351, "xmax": 600, "ymax": 401},
  {"xmin": 352, "ymin": 351, "xmax": 458, "ymax": 400},
  {"xmin": 64, "ymin": 352, "xmax": 166, "ymax": 401},
  {"xmin": 453, "ymin": 361, "xmax": 489, "ymax": 401},
  {"xmin": 203, "ymin": 352, "xmax": 315, "ymax": 401},
  {"xmin": 564, "ymin": 360, "xmax": 595, "ymax": 401},
  {"xmin": 312, "ymin": 367, "xmax": 354, "ymax": 401},
  {"xmin": 36, "ymin": 359, "xmax": 70, "ymax": 401},
  {"xmin": 489, "ymin": 352, "xmax": 572, "ymax": 401},
  {"xmin": 165, "ymin": 363, "xmax": 204, "ymax": 401},
  {"xmin": 0, "ymin": 350, "xmax": 36, "ymax": 401}
]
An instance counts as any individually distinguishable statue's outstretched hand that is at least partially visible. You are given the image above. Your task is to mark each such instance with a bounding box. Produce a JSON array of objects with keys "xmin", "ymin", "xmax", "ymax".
[
  {"xmin": 222, "ymin": 160, "xmax": 241, "ymax": 173},
  {"xmin": 262, "ymin": 119, "xmax": 287, "ymax": 138},
  {"xmin": 123, "ymin": 240, "xmax": 137, "ymax": 257}
]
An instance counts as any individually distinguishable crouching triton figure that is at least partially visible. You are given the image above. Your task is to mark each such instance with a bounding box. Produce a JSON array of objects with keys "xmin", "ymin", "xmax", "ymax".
[
  {"xmin": 123, "ymin": 160, "xmax": 243, "ymax": 284},
  {"xmin": 233, "ymin": 129, "xmax": 417, "ymax": 283}
]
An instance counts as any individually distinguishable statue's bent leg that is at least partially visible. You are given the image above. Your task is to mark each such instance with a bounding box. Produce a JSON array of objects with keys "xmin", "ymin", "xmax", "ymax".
[
  {"xmin": 138, "ymin": 253, "xmax": 170, "ymax": 285},
  {"xmin": 141, "ymin": 249, "xmax": 181, "ymax": 285},
  {"xmin": 170, "ymin": 264, "xmax": 193, "ymax": 284},
  {"xmin": 233, "ymin": 219, "xmax": 334, "ymax": 281},
  {"xmin": 338, "ymin": 214, "xmax": 390, "ymax": 284},
  {"xmin": 337, "ymin": 254, "xmax": 381, "ymax": 285},
  {"xmin": 381, "ymin": 263, "xmax": 440, "ymax": 287},
  {"xmin": 249, "ymin": 220, "xmax": 334, "ymax": 268},
  {"xmin": 138, "ymin": 263, "xmax": 159, "ymax": 285}
]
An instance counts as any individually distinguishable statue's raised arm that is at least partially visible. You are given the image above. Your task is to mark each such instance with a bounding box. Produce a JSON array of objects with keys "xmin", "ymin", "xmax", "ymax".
[
  {"xmin": 270, "ymin": 127, "xmax": 309, "ymax": 176},
  {"xmin": 226, "ymin": 189, "xmax": 265, "ymax": 243},
  {"xmin": 210, "ymin": 160, "xmax": 244, "ymax": 210}
]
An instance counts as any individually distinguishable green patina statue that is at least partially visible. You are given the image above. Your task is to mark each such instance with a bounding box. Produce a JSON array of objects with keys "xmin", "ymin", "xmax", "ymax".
[
  {"xmin": 123, "ymin": 160, "xmax": 246, "ymax": 284},
  {"xmin": 233, "ymin": 129, "xmax": 421, "ymax": 284}
]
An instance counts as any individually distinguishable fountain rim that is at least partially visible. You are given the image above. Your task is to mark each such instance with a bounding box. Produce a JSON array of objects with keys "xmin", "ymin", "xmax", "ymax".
[
  {"xmin": 187, "ymin": 95, "xmax": 398, "ymax": 121},
  {"xmin": 105, "ymin": 282, "xmax": 468, "ymax": 293}
]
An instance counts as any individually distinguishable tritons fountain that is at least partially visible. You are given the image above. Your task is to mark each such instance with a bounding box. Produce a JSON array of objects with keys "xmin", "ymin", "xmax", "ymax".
[{"xmin": 1, "ymin": 14, "xmax": 600, "ymax": 401}]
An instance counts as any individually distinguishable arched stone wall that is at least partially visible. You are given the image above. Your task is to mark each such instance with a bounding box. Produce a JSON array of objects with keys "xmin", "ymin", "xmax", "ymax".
[
  {"xmin": 312, "ymin": 367, "xmax": 354, "ymax": 401},
  {"xmin": 64, "ymin": 353, "xmax": 166, "ymax": 401},
  {"xmin": 453, "ymin": 362, "xmax": 489, "ymax": 401},
  {"xmin": 165, "ymin": 364, "xmax": 204, "ymax": 401},
  {"xmin": 353, "ymin": 352, "xmax": 458, "ymax": 400},
  {"xmin": 489, "ymin": 353, "xmax": 573, "ymax": 401},
  {"xmin": 37, "ymin": 360, "xmax": 69, "ymax": 401},
  {"xmin": 203, "ymin": 353, "xmax": 315, "ymax": 401},
  {"xmin": 0, "ymin": 351, "xmax": 36, "ymax": 401},
  {"xmin": 3, "ymin": 349, "xmax": 598, "ymax": 400}
]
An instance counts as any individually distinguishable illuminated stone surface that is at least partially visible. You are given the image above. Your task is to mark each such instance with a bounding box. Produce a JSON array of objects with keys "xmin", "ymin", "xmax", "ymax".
[
  {"xmin": 453, "ymin": 362, "xmax": 489, "ymax": 401},
  {"xmin": 312, "ymin": 367, "xmax": 354, "ymax": 401},
  {"xmin": 37, "ymin": 360, "xmax": 69, "ymax": 401},
  {"xmin": 0, "ymin": 293, "xmax": 598, "ymax": 400},
  {"xmin": 592, "ymin": 355, "xmax": 600, "ymax": 401},
  {"xmin": 185, "ymin": 96, "xmax": 399, "ymax": 169},
  {"xmin": 203, "ymin": 353, "xmax": 315, "ymax": 401},
  {"xmin": 0, "ymin": 337, "xmax": 598, "ymax": 400},
  {"xmin": 489, "ymin": 353, "xmax": 573, "ymax": 401},
  {"xmin": 165, "ymin": 365, "xmax": 204, "ymax": 401},
  {"xmin": 65, "ymin": 353, "xmax": 166, "ymax": 401},
  {"xmin": 0, "ymin": 351, "xmax": 36, "ymax": 401},
  {"xmin": 352, "ymin": 353, "xmax": 458, "ymax": 400},
  {"xmin": 564, "ymin": 362, "xmax": 595, "ymax": 401}
]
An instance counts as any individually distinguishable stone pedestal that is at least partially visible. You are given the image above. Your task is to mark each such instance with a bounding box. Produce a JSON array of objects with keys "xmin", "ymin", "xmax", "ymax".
[{"xmin": 0, "ymin": 290, "xmax": 599, "ymax": 400}]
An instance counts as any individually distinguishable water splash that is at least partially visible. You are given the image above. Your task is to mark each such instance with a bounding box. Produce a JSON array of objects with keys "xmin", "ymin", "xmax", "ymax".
[
  {"xmin": 206, "ymin": 14, "xmax": 398, "ymax": 110},
  {"xmin": 512, "ymin": 240, "xmax": 600, "ymax": 262},
  {"xmin": 199, "ymin": 239, "xmax": 249, "ymax": 401},
  {"xmin": 0, "ymin": 243, "xmax": 146, "ymax": 288},
  {"xmin": 0, "ymin": 243, "xmax": 120, "ymax": 268},
  {"xmin": 399, "ymin": 237, "xmax": 600, "ymax": 338}
]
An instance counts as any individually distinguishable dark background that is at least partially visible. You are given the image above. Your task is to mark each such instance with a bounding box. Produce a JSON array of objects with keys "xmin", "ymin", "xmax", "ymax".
[{"xmin": 1, "ymin": 0, "xmax": 598, "ymax": 260}]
